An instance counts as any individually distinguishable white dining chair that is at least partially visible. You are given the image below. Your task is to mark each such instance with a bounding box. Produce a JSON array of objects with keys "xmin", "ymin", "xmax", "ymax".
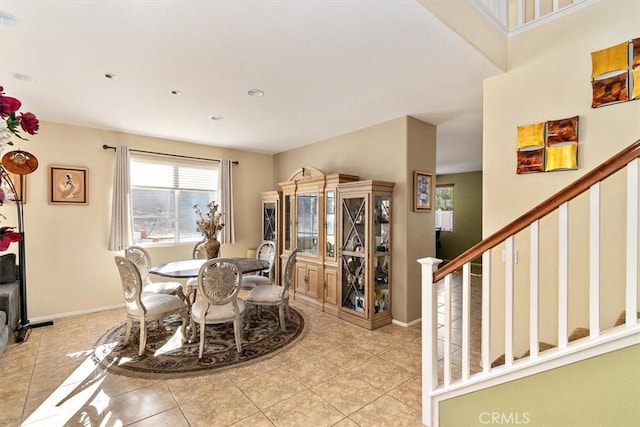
[
  {"xmin": 191, "ymin": 258, "xmax": 245, "ymax": 359},
  {"xmin": 241, "ymin": 240, "xmax": 276, "ymax": 289},
  {"xmin": 114, "ymin": 256, "xmax": 188, "ymax": 356},
  {"xmin": 244, "ymin": 249, "xmax": 297, "ymax": 332},
  {"xmin": 124, "ymin": 246, "xmax": 186, "ymax": 302}
]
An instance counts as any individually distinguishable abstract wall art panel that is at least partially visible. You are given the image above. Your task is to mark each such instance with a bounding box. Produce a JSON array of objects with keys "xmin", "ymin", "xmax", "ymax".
[
  {"xmin": 591, "ymin": 41, "xmax": 629, "ymax": 78},
  {"xmin": 546, "ymin": 116, "xmax": 579, "ymax": 145},
  {"xmin": 517, "ymin": 149, "xmax": 545, "ymax": 174},
  {"xmin": 632, "ymin": 68, "xmax": 640, "ymax": 100},
  {"xmin": 591, "ymin": 72, "xmax": 629, "ymax": 108},
  {"xmin": 517, "ymin": 122, "xmax": 545, "ymax": 149},
  {"xmin": 545, "ymin": 144, "xmax": 578, "ymax": 172},
  {"xmin": 632, "ymin": 38, "xmax": 640, "ymax": 68}
]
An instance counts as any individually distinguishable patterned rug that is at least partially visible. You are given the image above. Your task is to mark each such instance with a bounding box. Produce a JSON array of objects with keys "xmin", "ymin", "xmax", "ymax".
[{"xmin": 93, "ymin": 306, "xmax": 307, "ymax": 379}]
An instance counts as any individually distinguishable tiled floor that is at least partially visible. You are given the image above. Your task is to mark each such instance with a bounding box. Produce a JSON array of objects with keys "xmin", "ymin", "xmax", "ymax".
[{"xmin": 0, "ymin": 270, "xmax": 481, "ymax": 426}]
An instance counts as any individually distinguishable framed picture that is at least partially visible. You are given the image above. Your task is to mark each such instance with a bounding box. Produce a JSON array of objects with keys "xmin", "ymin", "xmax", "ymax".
[
  {"xmin": 48, "ymin": 166, "xmax": 88, "ymax": 205},
  {"xmin": 1, "ymin": 171, "xmax": 26, "ymax": 203},
  {"xmin": 414, "ymin": 170, "xmax": 433, "ymax": 212}
]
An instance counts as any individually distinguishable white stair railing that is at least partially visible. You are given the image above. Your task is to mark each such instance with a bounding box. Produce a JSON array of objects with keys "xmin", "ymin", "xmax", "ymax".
[{"xmin": 419, "ymin": 140, "xmax": 640, "ymax": 427}]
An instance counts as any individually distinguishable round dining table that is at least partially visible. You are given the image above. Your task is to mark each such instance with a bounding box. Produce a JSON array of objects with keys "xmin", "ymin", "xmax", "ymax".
[{"xmin": 149, "ymin": 257, "xmax": 269, "ymax": 278}]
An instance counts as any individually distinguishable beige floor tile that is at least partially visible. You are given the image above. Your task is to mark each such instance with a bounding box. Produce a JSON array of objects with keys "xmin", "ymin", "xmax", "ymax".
[
  {"xmin": 180, "ymin": 382, "xmax": 259, "ymax": 426},
  {"xmin": 99, "ymin": 370, "xmax": 161, "ymax": 398},
  {"xmin": 379, "ymin": 346, "xmax": 421, "ymax": 374},
  {"xmin": 269, "ymin": 341, "xmax": 316, "ymax": 366},
  {"xmin": 388, "ymin": 375, "xmax": 422, "ymax": 412},
  {"xmin": 349, "ymin": 355, "xmax": 414, "ymax": 392},
  {"xmin": 236, "ymin": 368, "xmax": 307, "ymax": 409},
  {"xmin": 311, "ymin": 372, "xmax": 384, "ymax": 415},
  {"xmin": 128, "ymin": 407, "xmax": 190, "ymax": 426},
  {"xmin": 166, "ymin": 372, "xmax": 233, "ymax": 404},
  {"xmin": 224, "ymin": 356, "xmax": 282, "ymax": 384},
  {"xmin": 230, "ymin": 411, "xmax": 276, "ymax": 426},
  {"xmin": 103, "ymin": 381, "xmax": 178, "ymax": 425},
  {"xmin": 332, "ymin": 418, "xmax": 360, "ymax": 427},
  {"xmin": 321, "ymin": 343, "xmax": 374, "ymax": 371},
  {"xmin": 349, "ymin": 394, "xmax": 422, "ymax": 427},
  {"xmin": 1, "ymin": 394, "xmax": 27, "ymax": 426},
  {"xmin": 264, "ymin": 389, "xmax": 345, "ymax": 427},
  {"xmin": 281, "ymin": 355, "xmax": 345, "ymax": 387}
]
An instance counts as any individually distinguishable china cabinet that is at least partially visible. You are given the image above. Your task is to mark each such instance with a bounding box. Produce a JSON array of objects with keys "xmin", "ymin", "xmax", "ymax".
[
  {"xmin": 338, "ymin": 180, "xmax": 394, "ymax": 329},
  {"xmin": 278, "ymin": 167, "xmax": 358, "ymax": 312},
  {"xmin": 260, "ymin": 191, "xmax": 281, "ymax": 281}
]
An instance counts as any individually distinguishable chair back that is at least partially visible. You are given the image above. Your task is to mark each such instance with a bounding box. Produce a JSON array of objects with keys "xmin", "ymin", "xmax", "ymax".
[
  {"xmin": 114, "ymin": 256, "xmax": 145, "ymax": 311},
  {"xmin": 255, "ymin": 240, "xmax": 276, "ymax": 280},
  {"xmin": 282, "ymin": 249, "xmax": 298, "ymax": 291},
  {"xmin": 124, "ymin": 246, "xmax": 152, "ymax": 284},
  {"xmin": 192, "ymin": 239, "xmax": 207, "ymax": 259},
  {"xmin": 198, "ymin": 258, "xmax": 242, "ymax": 306}
]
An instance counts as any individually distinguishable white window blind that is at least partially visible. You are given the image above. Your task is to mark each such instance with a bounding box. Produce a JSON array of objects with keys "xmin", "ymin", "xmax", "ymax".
[{"xmin": 130, "ymin": 153, "xmax": 218, "ymax": 245}]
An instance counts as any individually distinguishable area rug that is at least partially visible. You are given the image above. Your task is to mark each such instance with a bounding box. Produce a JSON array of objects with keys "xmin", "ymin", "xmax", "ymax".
[{"xmin": 92, "ymin": 306, "xmax": 307, "ymax": 379}]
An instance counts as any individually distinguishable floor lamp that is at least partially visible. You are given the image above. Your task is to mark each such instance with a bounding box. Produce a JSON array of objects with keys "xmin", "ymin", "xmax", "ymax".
[{"xmin": 1, "ymin": 150, "xmax": 50, "ymax": 343}]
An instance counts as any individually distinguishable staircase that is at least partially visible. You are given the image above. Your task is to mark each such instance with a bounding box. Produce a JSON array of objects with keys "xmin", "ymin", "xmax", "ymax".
[{"xmin": 418, "ymin": 139, "xmax": 640, "ymax": 427}]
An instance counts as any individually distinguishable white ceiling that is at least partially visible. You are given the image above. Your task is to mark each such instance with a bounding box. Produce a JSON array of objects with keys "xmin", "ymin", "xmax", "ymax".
[{"xmin": 0, "ymin": 0, "xmax": 502, "ymax": 174}]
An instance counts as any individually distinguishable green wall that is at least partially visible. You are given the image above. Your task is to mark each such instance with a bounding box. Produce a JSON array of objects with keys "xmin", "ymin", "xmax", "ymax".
[
  {"xmin": 435, "ymin": 171, "xmax": 482, "ymax": 262},
  {"xmin": 440, "ymin": 344, "xmax": 640, "ymax": 427}
]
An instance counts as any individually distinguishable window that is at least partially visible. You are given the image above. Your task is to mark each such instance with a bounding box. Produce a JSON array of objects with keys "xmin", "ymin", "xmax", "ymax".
[
  {"xmin": 130, "ymin": 153, "xmax": 218, "ymax": 245},
  {"xmin": 435, "ymin": 184, "xmax": 454, "ymax": 232}
]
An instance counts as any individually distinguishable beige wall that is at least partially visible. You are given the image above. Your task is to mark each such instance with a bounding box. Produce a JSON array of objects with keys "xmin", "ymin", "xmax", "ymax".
[
  {"xmin": 483, "ymin": 1, "xmax": 640, "ymax": 357},
  {"xmin": 435, "ymin": 171, "xmax": 483, "ymax": 262},
  {"xmin": 273, "ymin": 116, "xmax": 437, "ymax": 324},
  {"xmin": 7, "ymin": 122, "xmax": 273, "ymax": 320}
]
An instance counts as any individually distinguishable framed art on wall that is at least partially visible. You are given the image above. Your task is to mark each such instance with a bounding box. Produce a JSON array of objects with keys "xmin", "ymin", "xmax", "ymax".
[
  {"xmin": 48, "ymin": 165, "xmax": 88, "ymax": 205},
  {"xmin": 414, "ymin": 170, "xmax": 433, "ymax": 212}
]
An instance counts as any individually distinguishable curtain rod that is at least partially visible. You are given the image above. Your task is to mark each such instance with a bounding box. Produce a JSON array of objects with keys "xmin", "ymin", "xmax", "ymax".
[{"xmin": 102, "ymin": 144, "xmax": 239, "ymax": 165}]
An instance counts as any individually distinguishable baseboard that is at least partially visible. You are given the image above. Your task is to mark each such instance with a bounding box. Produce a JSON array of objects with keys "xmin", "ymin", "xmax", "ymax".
[
  {"xmin": 29, "ymin": 303, "xmax": 125, "ymax": 324},
  {"xmin": 392, "ymin": 317, "xmax": 421, "ymax": 328}
]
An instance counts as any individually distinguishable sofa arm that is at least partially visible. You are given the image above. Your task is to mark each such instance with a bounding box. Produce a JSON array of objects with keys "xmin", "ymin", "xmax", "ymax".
[{"xmin": 0, "ymin": 282, "xmax": 20, "ymax": 331}]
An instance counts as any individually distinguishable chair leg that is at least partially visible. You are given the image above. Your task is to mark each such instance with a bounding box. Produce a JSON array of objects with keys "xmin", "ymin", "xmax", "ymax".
[
  {"xmin": 124, "ymin": 318, "xmax": 133, "ymax": 344},
  {"xmin": 234, "ymin": 317, "xmax": 243, "ymax": 353},
  {"xmin": 198, "ymin": 321, "xmax": 206, "ymax": 359},
  {"xmin": 180, "ymin": 310, "xmax": 188, "ymax": 343},
  {"xmin": 138, "ymin": 318, "xmax": 147, "ymax": 356},
  {"xmin": 279, "ymin": 305, "xmax": 286, "ymax": 332}
]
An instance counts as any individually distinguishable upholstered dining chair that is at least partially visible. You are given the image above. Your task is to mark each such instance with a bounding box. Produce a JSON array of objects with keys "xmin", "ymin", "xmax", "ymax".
[
  {"xmin": 240, "ymin": 240, "xmax": 276, "ymax": 289},
  {"xmin": 124, "ymin": 246, "xmax": 186, "ymax": 302},
  {"xmin": 244, "ymin": 249, "xmax": 297, "ymax": 332},
  {"xmin": 114, "ymin": 256, "xmax": 188, "ymax": 356},
  {"xmin": 191, "ymin": 258, "xmax": 245, "ymax": 359},
  {"xmin": 185, "ymin": 239, "xmax": 209, "ymax": 305}
]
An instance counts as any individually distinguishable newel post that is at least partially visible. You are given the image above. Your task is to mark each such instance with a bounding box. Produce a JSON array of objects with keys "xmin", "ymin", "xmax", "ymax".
[{"xmin": 418, "ymin": 257, "xmax": 442, "ymax": 427}]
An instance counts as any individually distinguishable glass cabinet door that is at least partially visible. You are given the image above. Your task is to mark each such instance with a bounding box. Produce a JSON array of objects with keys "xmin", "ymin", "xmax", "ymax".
[
  {"xmin": 262, "ymin": 201, "xmax": 277, "ymax": 241},
  {"xmin": 325, "ymin": 190, "xmax": 336, "ymax": 259},
  {"xmin": 296, "ymin": 192, "xmax": 319, "ymax": 255},
  {"xmin": 340, "ymin": 196, "xmax": 367, "ymax": 314},
  {"xmin": 284, "ymin": 194, "xmax": 291, "ymax": 250},
  {"xmin": 373, "ymin": 195, "xmax": 391, "ymax": 316}
]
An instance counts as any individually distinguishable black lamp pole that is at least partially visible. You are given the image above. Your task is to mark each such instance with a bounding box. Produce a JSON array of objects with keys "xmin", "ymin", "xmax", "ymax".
[{"xmin": 0, "ymin": 165, "xmax": 52, "ymax": 343}]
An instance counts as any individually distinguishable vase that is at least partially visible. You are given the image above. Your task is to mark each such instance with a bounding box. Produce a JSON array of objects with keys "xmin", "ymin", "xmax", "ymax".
[{"xmin": 204, "ymin": 237, "xmax": 220, "ymax": 259}]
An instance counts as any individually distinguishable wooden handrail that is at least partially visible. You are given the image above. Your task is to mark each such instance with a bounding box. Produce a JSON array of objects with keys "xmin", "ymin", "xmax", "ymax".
[{"xmin": 434, "ymin": 139, "xmax": 640, "ymax": 282}]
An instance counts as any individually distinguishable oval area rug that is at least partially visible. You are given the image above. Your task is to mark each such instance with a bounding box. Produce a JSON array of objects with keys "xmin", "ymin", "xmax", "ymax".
[{"xmin": 92, "ymin": 306, "xmax": 307, "ymax": 379}]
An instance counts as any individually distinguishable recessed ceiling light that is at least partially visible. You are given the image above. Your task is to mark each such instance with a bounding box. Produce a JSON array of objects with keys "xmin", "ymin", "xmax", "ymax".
[
  {"xmin": 247, "ymin": 89, "xmax": 264, "ymax": 97},
  {"xmin": 104, "ymin": 73, "xmax": 117, "ymax": 80},
  {"xmin": 210, "ymin": 116, "xmax": 225, "ymax": 121},
  {"xmin": 0, "ymin": 11, "xmax": 19, "ymax": 26},
  {"xmin": 170, "ymin": 90, "xmax": 181, "ymax": 95},
  {"xmin": 12, "ymin": 73, "xmax": 36, "ymax": 82}
]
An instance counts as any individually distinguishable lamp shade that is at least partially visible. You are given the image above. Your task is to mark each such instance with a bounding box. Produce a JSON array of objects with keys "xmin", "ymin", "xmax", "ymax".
[{"xmin": 2, "ymin": 150, "xmax": 39, "ymax": 175}]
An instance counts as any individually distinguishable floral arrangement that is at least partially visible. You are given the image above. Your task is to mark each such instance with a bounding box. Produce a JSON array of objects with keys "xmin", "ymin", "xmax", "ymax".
[
  {"xmin": 0, "ymin": 226, "xmax": 21, "ymax": 251},
  {"xmin": 0, "ymin": 85, "xmax": 40, "ymax": 151},
  {"xmin": 193, "ymin": 201, "xmax": 225, "ymax": 239}
]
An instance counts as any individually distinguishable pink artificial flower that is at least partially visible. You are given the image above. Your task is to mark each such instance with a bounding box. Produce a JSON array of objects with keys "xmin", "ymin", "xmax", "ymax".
[
  {"xmin": 19, "ymin": 112, "xmax": 39, "ymax": 135},
  {"xmin": 0, "ymin": 226, "xmax": 22, "ymax": 251},
  {"xmin": 0, "ymin": 86, "xmax": 22, "ymax": 118}
]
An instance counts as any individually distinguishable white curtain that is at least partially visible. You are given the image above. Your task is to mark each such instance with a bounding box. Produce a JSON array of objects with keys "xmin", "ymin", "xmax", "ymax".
[
  {"xmin": 108, "ymin": 146, "xmax": 132, "ymax": 251},
  {"xmin": 219, "ymin": 158, "xmax": 235, "ymax": 244}
]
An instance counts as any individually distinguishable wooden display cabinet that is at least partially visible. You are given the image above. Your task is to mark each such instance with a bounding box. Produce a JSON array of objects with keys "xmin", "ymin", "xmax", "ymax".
[{"xmin": 338, "ymin": 180, "xmax": 394, "ymax": 329}]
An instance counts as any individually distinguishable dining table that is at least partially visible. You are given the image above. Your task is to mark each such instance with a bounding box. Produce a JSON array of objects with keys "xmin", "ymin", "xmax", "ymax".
[
  {"xmin": 149, "ymin": 257, "xmax": 269, "ymax": 278},
  {"xmin": 149, "ymin": 257, "xmax": 270, "ymax": 310}
]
